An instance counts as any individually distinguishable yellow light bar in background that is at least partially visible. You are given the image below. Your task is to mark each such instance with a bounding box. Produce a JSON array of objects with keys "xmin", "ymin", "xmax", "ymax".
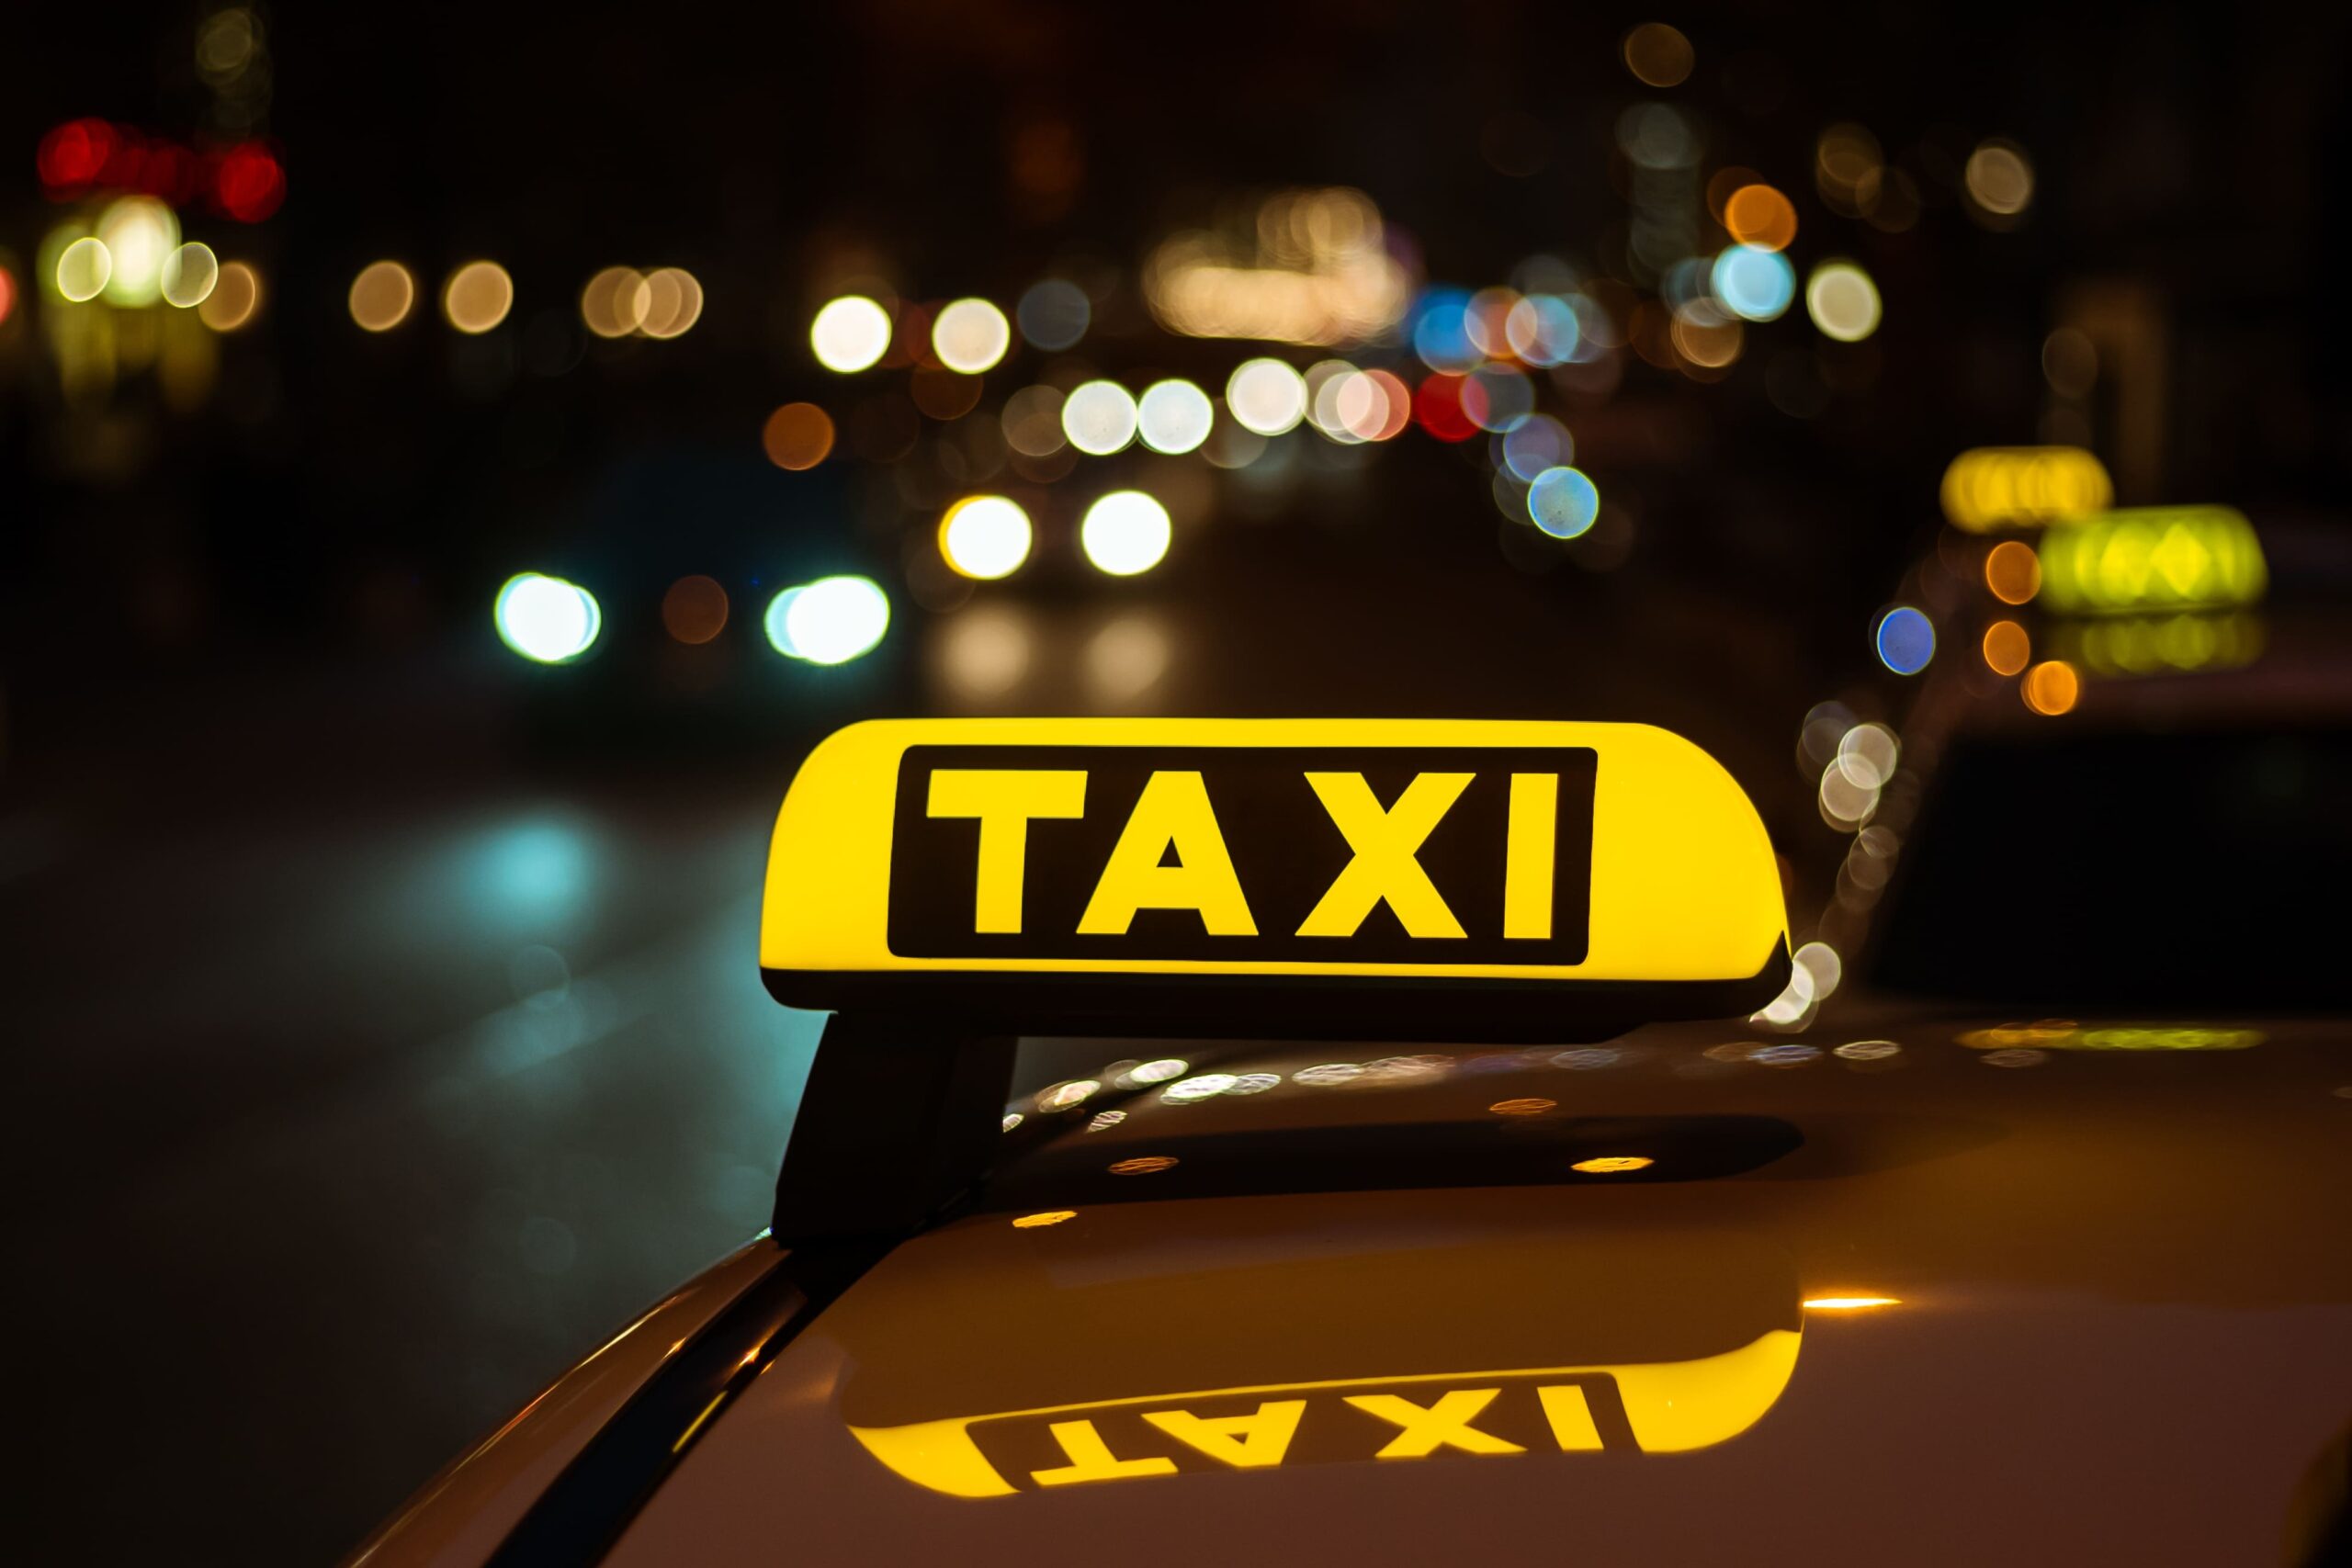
[
  {"xmin": 1939, "ymin": 446, "xmax": 2113, "ymax": 532},
  {"xmin": 2035, "ymin": 506, "xmax": 2267, "ymax": 616},
  {"xmin": 760, "ymin": 719, "xmax": 1788, "ymax": 1033},
  {"xmin": 2047, "ymin": 611, "xmax": 2265, "ymax": 678}
]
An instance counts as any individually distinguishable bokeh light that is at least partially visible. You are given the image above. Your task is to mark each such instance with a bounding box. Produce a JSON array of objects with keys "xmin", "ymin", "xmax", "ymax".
[
  {"xmin": 349, "ymin": 261, "xmax": 417, "ymax": 331},
  {"xmin": 1528, "ymin": 467, "xmax": 1600, "ymax": 537},
  {"xmin": 1984, "ymin": 539, "xmax": 2041, "ymax": 604},
  {"xmin": 762, "ymin": 402, "xmax": 835, "ymax": 469},
  {"xmin": 159, "ymin": 243, "xmax": 219, "ymax": 309},
  {"xmin": 661, "ymin": 576, "xmax": 729, "ymax": 645},
  {"xmin": 198, "ymin": 261, "xmax": 261, "ymax": 331},
  {"xmin": 1335, "ymin": 367, "xmax": 1412, "ymax": 441},
  {"xmin": 1227, "ymin": 357, "xmax": 1308, "ymax": 435},
  {"xmin": 2022, "ymin": 660, "xmax": 2080, "ymax": 716},
  {"xmin": 1503, "ymin": 294, "xmax": 1582, "ymax": 366},
  {"xmin": 1983, "ymin": 620, "xmax": 2031, "ymax": 676},
  {"xmin": 932, "ymin": 298, "xmax": 1012, "ymax": 373},
  {"xmin": 1805, "ymin": 261, "xmax": 1882, "ymax": 342},
  {"xmin": 2037, "ymin": 506, "xmax": 2267, "ymax": 615},
  {"xmin": 1874, "ymin": 606, "xmax": 1936, "ymax": 674},
  {"xmin": 1724, "ymin": 184, "xmax": 1798, "ymax": 251},
  {"xmin": 442, "ymin": 261, "xmax": 514, "ymax": 334},
  {"xmin": 1080, "ymin": 491, "xmax": 1172, "ymax": 576},
  {"xmin": 1940, "ymin": 446, "xmax": 2112, "ymax": 530},
  {"xmin": 768, "ymin": 577, "xmax": 889, "ymax": 664},
  {"xmin": 1062, "ymin": 380, "xmax": 1139, "ymax": 455},
  {"xmin": 1498, "ymin": 414, "xmax": 1573, "ymax": 481},
  {"xmin": 1572, "ymin": 1156, "xmax": 1655, "ymax": 1175},
  {"xmin": 581, "ymin": 266, "xmax": 646, "ymax": 339},
  {"xmin": 1622, "ymin": 22, "xmax": 1692, "ymax": 86},
  {"xmin": 1965, "ymin": 140, "xmax": 2034, "ymax": 219},
  {"xmin": 56, "ymin": 237, "xmax": 113, "ymax": 303},
  {"xmin": 1712, "ymin": 245, "xmax": 1796, "ymax": 321},
  {"xmin": 939, "ymin": 495, "xmax": 1034, "ymax": 580},
  {"xmin": 96, "ymin": 197, "xmax": 178, "ymax": 306},
  {"xmin": 1016, "ymin": 279, "xmax": 1090, "ymax": 351},
  {"xmin": 810, "ymin": 295, "xmax": 891, "ymax": 372},
  {"xmin": 634, "ymin": 267, "xmax": 703, "ymax": 339},
  {"xmin": 1001, "ymin": 386, "xmax": 1068, "ymax": 457},
  {"xmin": 1136, "ymin": 379, "xmax": 1214, "ymax": 454},
  {"xmin": 494, "ymin": 573, "xmax": 601, "ymax": 663}
]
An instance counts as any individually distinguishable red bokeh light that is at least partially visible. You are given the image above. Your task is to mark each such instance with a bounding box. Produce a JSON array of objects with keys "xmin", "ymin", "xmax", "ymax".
[
  {"xmin": 0, "ymin": 267, "xmax": 17, "ymax": 328},
  {"xmin": 1412, "ymin": 373, "xmax": 1478, "ymax": 442},
  {"xmin": 37, "ymin": 118, "xmax": 117, "ymax": 192},
  {"xmin": 214, "ymin": 142, "xmax": 285, "ymax": 221}
]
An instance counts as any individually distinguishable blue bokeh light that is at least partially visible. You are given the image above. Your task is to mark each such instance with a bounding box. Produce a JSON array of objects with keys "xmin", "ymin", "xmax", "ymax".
[
  {"xmin": 1874, "ymin": 606, "xmax": 1937, "ymax": 675},
  {"xmin": 1410, "ymin": 288, "xmax": 1478, "ymax": 372},
  {"xmin": 1713, "ymin": 244, "xmax": 1797, "ymax": 321},
  {"xmin": 1527, "ymin": 466, "xmax": 1600, "ymax": 538}
]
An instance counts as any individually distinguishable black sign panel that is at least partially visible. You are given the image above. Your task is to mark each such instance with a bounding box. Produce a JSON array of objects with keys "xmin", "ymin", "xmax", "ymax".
[{"xmin": 886, "ymin": 745, "xmax": 1596, "ymax": 964}]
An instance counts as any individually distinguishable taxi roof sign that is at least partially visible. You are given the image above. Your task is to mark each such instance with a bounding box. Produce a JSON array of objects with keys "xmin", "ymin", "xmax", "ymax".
[{"xmin": 760, "ymin": 719, "xmax": 1789, "ymax": 1041}]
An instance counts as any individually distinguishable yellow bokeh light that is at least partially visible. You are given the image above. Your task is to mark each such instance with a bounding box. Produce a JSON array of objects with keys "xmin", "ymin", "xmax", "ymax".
[
  {"xmin": 2022, "ymin": 660, "xmax": 2080, "ymax": 716},
  {"xmin": 198, "ymin": 261, "xmax": 262, "ymax": 331},
  {"xmin": 159, "ymin": 243, "xmax": 219, "ymax": 309},
  {"xmin": 581, "ymin": 266, "xmax": 646, "ymax": 339},
  {"xmin": 1984, "ymin": 539, "xmax": 2041, "ymax": 604},
  {"xmin": 1107, "ymin": 1156, "xmax": 1178, "ymax": 1176},
  {"xmin": 932, "ymin": 297, "xmax": 1012, "ymax": 374},
  {"xmin": 96, "ymin": 196, "xmax": 178, "ymax": 306},
  {"xmin": 811, "ymin": 295, "xmax": 892, "ymax": 372},
  {"xmin": 349, "ymin": 261, "xmax": 417, "ymax": 332},
  {"xmin": 1805, "ymin": 261, "xmax": 1881, "ymax": 342},
  {"xmin": 2036, "ymin": 507, "xmax": 2267, "ymax": 615},
  {"xmin": 939, "ymin": 495, "xmax": 1034, "ymax": 581},
  {"xmin": 442, "ymin": 261, "xmax": 514, "ymax": 334},
  {"xmin": 1982, "ymin": 620, "xmax": 2031, "ymax": 676},
  {"xmin": 1724, "ymin": 184, "xmax": 1798, "ymax": 251},
  {"xmin": 1622, "ymin": 22, "xmax": 1693, "ymax": 86},
  {"xmin": 1488, "ymin": 1097, "xmax": 1557, "ymax": 1116},
  {"xmin": 1011, "ymin": 1210, "xmax": 1076, "ymax": 1229},
  {"xmin": 1571, "ymin": 1156, "xmax": 1654, "ymax": 1174},
  {"xmin": 56, "ymin": 236, "xmax": 113, "ymax": 302},
  {"xmin": 1803, "ymin": 1295, "xmax": 1899, "ymax": 1311},
  {"xmin": 1940, "ymin": 446, "xmax": 2113, "ymax": 531},
  {"xmin": 1965, "ymin": 140, "xmax": 2034, "ymax": 218},
  {"xmin": 636, "ymin": 266, "xmax": 702, "ymax": 339}
]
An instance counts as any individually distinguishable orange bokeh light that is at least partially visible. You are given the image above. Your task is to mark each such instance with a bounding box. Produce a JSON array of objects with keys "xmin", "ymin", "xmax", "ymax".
[
  {"xmin": 762, "ymin": 402, "xmax": 835, "ymax": 470},
  {"xmin": 1724, "ymin": 185, "xmax": 1799, "ymax": 251},
  {"xmin": 661, "ymin": 576, "xmax": 729, "ymax": 644},
  {"xmin": 1984, "ymin": 539, "xmax": 2041, "ymax": 604},
  {"xmin": 2022, "ymin": 660, "xmax": 2081, "ymax": 715},
  {"xmin": 1982, "ymin": 619, "xmax": 2031, "ymax": 676}
]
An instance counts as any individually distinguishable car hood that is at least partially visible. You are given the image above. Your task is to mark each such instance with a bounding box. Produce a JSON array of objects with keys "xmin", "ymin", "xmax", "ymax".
[{"xmin": 608, "ymin": 1001, "xmax": 2352, "ymax": 1565}]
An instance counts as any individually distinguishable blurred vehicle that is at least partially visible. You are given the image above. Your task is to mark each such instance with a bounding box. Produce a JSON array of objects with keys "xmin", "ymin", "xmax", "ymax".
[{"xmin": 351, "ymin": 716, "xmax": 2351, "ymax": 1567}]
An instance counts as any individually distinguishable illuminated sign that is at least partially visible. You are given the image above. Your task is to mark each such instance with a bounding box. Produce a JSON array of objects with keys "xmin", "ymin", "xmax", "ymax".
[
  {"xmin": 848, "ymin": 1333, "xmax": 1803, "ymax": 1496},
  {"xmin": 1939, "ymin": 446, "xmax": 2113, "ymax": 532},
  {"xmin": 760, "ymin": 720, "xmax": 1788, "ymax": 1032},
  {"xmin": 2046, "ymin": 611, "xmax": 2264, "ymax": 676},
  {"xmin": 1959, "ymin": 1024, "xmax": 2261, "ymax": 1052},
  {"xmin": 2035, "ymin": 507, "xmax": 2267, "ymax": 615}
]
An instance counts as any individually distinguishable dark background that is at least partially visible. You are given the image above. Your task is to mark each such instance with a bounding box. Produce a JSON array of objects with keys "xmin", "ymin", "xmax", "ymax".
[{"xmin": 5, "ymin": 3, "xmax": 2346, "ymax": 1561}]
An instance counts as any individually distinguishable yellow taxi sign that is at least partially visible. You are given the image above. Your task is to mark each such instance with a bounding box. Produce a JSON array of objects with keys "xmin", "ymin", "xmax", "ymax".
[
  {"xmin": 1939, "ymin": 446, "xmax": 2113, "ymax": 532},
  {"xmin": 761, "ymin": 719, "xmax": 1788, "ymax": 1038},
  {"xmin": 2035, "ymin": 505, "xmax": 2267, "ymax": 615}
]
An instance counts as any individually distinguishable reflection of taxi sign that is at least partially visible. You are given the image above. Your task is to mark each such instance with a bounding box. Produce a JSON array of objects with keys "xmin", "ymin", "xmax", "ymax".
[
  {"xmin": 2036, "ymin": 506, "xmax": 2267, "ymax": 615},
  {"xmin": 761, "ymin": 719, "xmax": 1789, "ymax": 1037}
]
